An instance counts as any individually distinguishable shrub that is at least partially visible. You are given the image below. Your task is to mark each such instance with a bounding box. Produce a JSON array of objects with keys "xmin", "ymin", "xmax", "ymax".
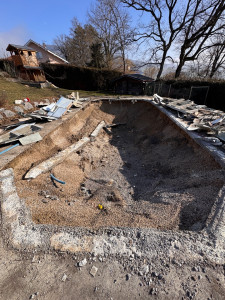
[{"xmin": 41, "ymin": 63, "xmax": 121, "ymax": 91}]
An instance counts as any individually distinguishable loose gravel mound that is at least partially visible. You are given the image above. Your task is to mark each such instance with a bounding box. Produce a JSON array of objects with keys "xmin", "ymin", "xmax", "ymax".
[{"xmin": 10, "ymin": 101, "xmax": 224, "ymax": 230}]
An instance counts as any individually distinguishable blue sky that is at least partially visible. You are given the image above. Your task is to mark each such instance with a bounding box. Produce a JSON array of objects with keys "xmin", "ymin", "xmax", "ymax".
[
  {"xmin": 0, "ymin": 0, "xmax": 179, "ymax": 69},
  {"xmin": 0, "ymin": 0, "xmax": 98, "ymax": 56},
  {"xmin": 0, "ymin": 0, "xmax": 145, "ymax": 57}
]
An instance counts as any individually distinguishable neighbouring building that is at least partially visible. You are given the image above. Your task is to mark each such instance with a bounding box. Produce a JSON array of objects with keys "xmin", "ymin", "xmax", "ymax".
[
  {"xmin": 113, "ymin": 74, "xmax": 154, "ymax": 95},
  {"xmin": 25, "ymin": 39, "xmax": 69, "ymax": 64},
  {"xmin": 6, "ymin": 44, "xmax": 46, "ymax": 82}
]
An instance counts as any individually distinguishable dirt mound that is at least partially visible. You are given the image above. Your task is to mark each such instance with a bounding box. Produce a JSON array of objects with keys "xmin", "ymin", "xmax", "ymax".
[{"xmin": 10, "ymin": 101, "xmax": 224, "ymax": 230}]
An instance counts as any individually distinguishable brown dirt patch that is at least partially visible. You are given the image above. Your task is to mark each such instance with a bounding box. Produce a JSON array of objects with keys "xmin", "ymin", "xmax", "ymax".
[{"xmin": 11, "ymin": 101, "xmax": 224, "ymax": 230}]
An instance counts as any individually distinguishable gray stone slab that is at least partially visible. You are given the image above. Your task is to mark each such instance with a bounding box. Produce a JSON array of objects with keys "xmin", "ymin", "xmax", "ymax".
[
  {"xmin": 24, "ymin": 102, "xmax": 33, "ymax": 110},
  {"xmin": 0, "ymin": 168, "xmax": 13, "ymax": 179},
  {"xmin": 11, "ymin": 123, "xmax": 36, "ymax": 136},
  {"xmin": 3, "ymin": 110, "xmax": 15, "ymax": 118},
  {"xmin": 14, "ymin": 106, "xmax": 24, "ymax": 113},
  {"xmin": 19, "ymin": 132, "xmax": 42, "ymax": 145}
]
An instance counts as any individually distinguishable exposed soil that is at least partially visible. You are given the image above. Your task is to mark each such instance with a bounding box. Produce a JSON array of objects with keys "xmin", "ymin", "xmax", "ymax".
[
  {"xmin": 1, "ymin": 231, "xmax": 224, "ymax": 300},
  {"xmin": 1, "ymin": 99, "xmax": 225, "ymax": 300},
  {"xmin": 10, "ymin": 101, "xmax": 224, "ymax": 230}
]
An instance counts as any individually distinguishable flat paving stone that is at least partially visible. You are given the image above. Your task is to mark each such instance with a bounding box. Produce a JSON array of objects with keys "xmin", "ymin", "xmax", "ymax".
[
  {"xmin": 24, "ymin": 102, "xmax": 33, "ymax": 110},
  {"xmin": 3, "ymin": 110, "xmax": 15, "ymax": 118}
]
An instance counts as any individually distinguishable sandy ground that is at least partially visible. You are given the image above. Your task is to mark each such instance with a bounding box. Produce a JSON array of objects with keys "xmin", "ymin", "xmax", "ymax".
[
  {"xmin": 0, "ymin": 231, "xmax": 225, "ymax": 300},
  {"xmin": 1, "ymin": 100, "xmax": 225, "ymax": 300},
  {"xmin": 11, "ymin": 101, "xmax": 224, "ymax": 231}
]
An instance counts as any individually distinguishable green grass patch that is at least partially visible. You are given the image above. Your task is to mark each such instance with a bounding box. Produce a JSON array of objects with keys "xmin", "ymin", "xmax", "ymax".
[{"xmin": 0, "ymin": 77, "xmax": 116, "ymax": 106}]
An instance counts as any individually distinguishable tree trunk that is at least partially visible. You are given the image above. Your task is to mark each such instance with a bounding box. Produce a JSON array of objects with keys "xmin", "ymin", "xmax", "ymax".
[
  {"xmin": 175, "ymin": 62, "xmax": 184, "ymax": 78},
  {"xmin": 121, "ymin": 49, "xmax": 126, "ymax": 74},
  {"xmin": 209, "ymin": 55, "xmax": 219, "ymax": 78},
  {"xmin": 156, "ymin": 51, "xmax": 167, "ymax": 79},
  {"xmin": 209, "ymin": 67, "xmax": 216, "ymax": 78}
]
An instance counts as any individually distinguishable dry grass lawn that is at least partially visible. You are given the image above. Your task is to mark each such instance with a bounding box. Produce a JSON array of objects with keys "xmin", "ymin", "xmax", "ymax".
[{"xmin": 0, "ymin": 76, "xmax": 115, "ymax": 107}]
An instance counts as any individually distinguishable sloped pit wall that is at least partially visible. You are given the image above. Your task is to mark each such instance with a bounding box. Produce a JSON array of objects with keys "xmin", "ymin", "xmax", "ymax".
[
  {"xmin": 5, "ymin": 100, "xmax": 224, "ymax": 232},
  {"xmin": 0, "ymin": 99, "xmax": 225, "ymax": 261},
  {"xmin": 6, "ymin": 102, "xmax": 107, "ymax": 175}
]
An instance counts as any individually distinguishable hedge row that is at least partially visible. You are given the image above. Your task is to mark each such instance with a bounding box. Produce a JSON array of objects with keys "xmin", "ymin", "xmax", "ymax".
[
  {"xmin": 155, "ymin": 79, "xmax": 225, "ymax": 112},
  {"xmin": 41, "ymin": 63, "xmax": 121, "ymax": 91}
]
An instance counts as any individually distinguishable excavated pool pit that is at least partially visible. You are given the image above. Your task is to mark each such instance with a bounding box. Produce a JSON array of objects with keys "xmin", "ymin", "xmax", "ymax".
[{"xmin": 8, "ymin": 100, "xmax": 224, "ymax": 233}]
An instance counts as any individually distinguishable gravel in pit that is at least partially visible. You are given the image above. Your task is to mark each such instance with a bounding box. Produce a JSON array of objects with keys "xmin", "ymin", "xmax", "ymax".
[{"xmin": 9, "ymin": 101, "xmax": 224, "ymax": 230}]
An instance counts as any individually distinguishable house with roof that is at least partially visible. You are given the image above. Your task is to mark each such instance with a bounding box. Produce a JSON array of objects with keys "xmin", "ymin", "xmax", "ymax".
[
  {"xmin": 25, "ymin": 40, "xmax": 69, "ymax": 64},
  {"xmin": 6, "ymin": 44, "xmax": 46, "ymax": 82},
  {"xmin": 113, "ymin": 74, "xmax": 154, "ymax": 95}
]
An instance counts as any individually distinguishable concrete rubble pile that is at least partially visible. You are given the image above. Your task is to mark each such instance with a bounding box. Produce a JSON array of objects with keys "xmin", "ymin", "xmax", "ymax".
[
  {"xmin": 23, "ymin": 96, "xmax": 83, "ymax": 121},
  {"xmin": 0, "ymin": 123, "xmax": 42, "ymax": 146},
  {"xmin": 0, "ymin": 95, "xmax": 86, "ymax": 150},
  {"xmin": 153, "ymin": 94, "xmax": 225, "ymax": 147}
]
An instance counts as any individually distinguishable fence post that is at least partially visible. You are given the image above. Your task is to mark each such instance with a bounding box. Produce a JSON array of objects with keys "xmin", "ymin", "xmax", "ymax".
[
  {"xmin": 204, "ymin": 86, "xmax": 209, "ymax": 105},
  {"xmin": 168, "ymin": 84, "xmax": 171, "ymax": 97},
  {"xmin": 188, "ymin": 87, "xmax": 193, "ymax": 100}
]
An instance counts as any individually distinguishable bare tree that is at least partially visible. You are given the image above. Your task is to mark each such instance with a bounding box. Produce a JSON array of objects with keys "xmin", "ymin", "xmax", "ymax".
[
  {"xmin": 143, "ymin": 65, "xmax": 159, "ymax": 79},
  {"xmin": 175, "ymin": 0, "xmax": 225, "ymax": 78},
  {"xmin": 196, "ymin": 37, "xmax": 225, "ymax": 79},
  {"xmin": 88, "ymin": 0, "xmax": 133, "ymax": 71},
  {"xmin": 207, "ymin": 34, "xmax": 225, "ymax": 78},
  {"xmin": 108, "ymin": 0, "xmax": 133, "ymax": 72},
  {"xmin": 122, "ymin": 0, "xmax": 193, "ymax": 79},
  {"xmin": 122, "ymin": 0, "xmax": 225, "ymax": 79},
  {"xmin": 53, "ymin": 34, "xmax": 71, "ymax": 61},
  {"xmin": 187, "ymin": 57, "xmax": 210, "ymax": 78},
  {"xmin": 53, "ymin": 18, "xmax": 99, "ymax": 66}
]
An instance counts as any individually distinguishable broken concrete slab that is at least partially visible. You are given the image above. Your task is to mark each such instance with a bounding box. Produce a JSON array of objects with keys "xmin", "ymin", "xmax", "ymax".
[
  {"xmin": 25, "ymin": 137, "xmax": 90, "ymax": 179},
  {"xmin": 153, "ymin": 94, "xmax": 225, "ymax": 142},
  {"xmin": 210, "ymin": 117, "xmax": 224, "ymax": 125},
  {"xmin": 26, "ymin": 97, "xmax": 74, "ymax": 121},
  {"xmin": 3, "ymin": 110, "xmax": 15, "ymax": 118},
  {"xmin": 19, "ymin": 132, "xmax": 42, "ymax": 145},
  {"xmin": 0, "ymin": 123, "xmax": 42, "ymax": 145},
  {"xmin": 24, "ymin": 102, "xmax": 33, "ymax": 110},
  {"xmin": 14, "ymin": 106, "xmax": 24, "ymax": 113},
  {"xmin": 90, "ymin": 121, "xmax": 106, "ymax": 141},
  {"xmin": 10, "ymin": 123, "xmax": 42, "ymax": 136}
]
